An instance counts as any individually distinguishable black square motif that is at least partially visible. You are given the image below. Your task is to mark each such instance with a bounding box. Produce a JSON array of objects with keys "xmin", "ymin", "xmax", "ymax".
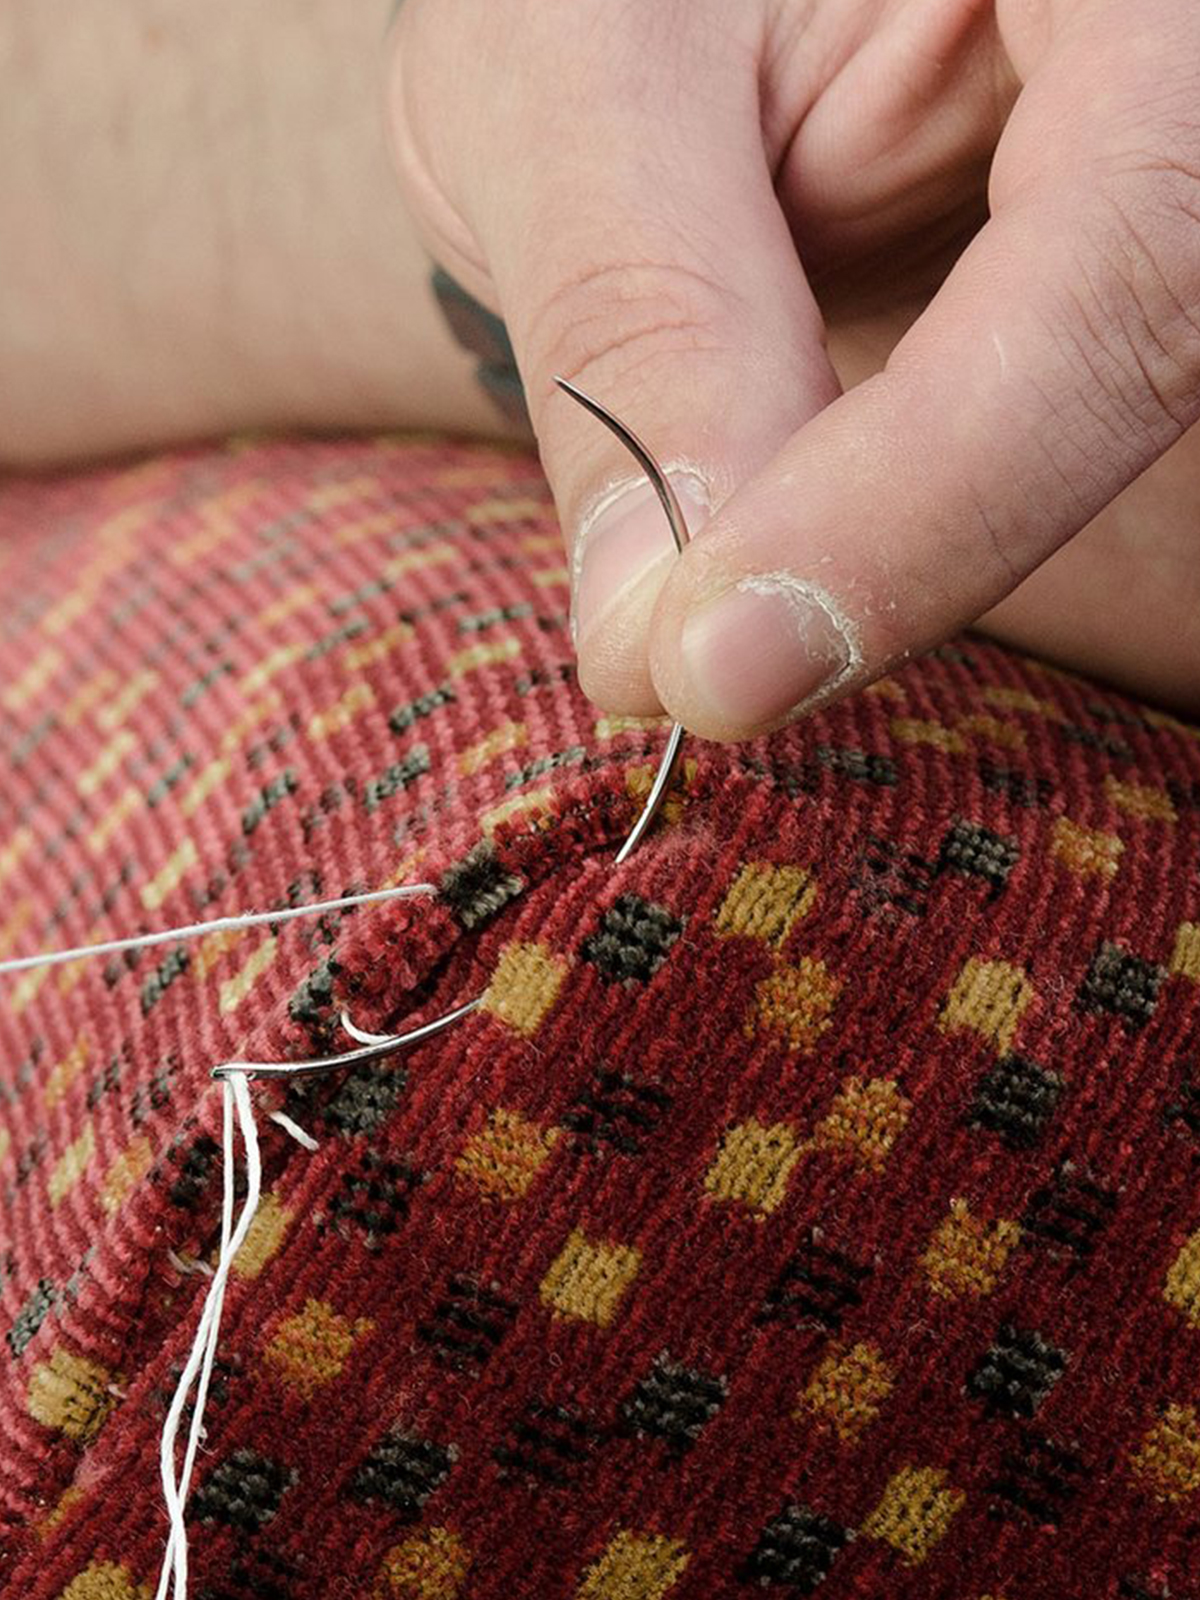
[
  {"xmin": 1021, "ymin": 1161, "xmax": 1117, "ymax": 1258},
  {"xmin": 7, "ymin": 1279, "xmax": 56, "ymax": 1359},
  {"xmin": 581, "ymin": 895, "xmax": 682, "ymax": 983},
  {"xmin": 417, "ymin": 1275, "xmax": 518, "ymax": 1373},
  {"xmin": 321, "ymin": 1063, "xmax": 407, "ymax": 1136},
  {"xmin": 970, "ymin": 1055, "xmax": 1064, "ymax": 1149},
  {"xmin": 352, "ymin": 1429, "xmax": 457, "ymax": 1518},
  {"xmin": 758, "ymin": 1232, "xmax": 872, "ymax": 1334},
  {"xmin": 623, "ymin": 1353, "xmax": 727, "ymax": 1451},
  {"xmin": 562, "ymin": 1067, "xmax": 671, "ymax": 1156},
  {"xmin": 190, "ymin": 1449, "xmax": 294, "ymax": 1530},
  {"xmin": 439, "ymin": 841, "xmax": 524, "ymax": 930},
  {"xmin": 1078, "ymin": 943, "xmax": 1166, "ymax": 1028},
  {"xmin": 986, "ymin": 1430, "xmax": 1082, "ymax": 1526},
  {"xmin": 739, "ymin": 1504, "xmax": 852, "ymax": 1592},
  {"xmin": 493, "ymin": 1399, "xmax": 602, "ymax": 1488},
  {"xmin": 967, "ymin": 1325, "xmax": 1067, "ymax": 1418},
  {"xmin": 938, "ymin": 819, "xmax": 1020, "ymax": 893}
]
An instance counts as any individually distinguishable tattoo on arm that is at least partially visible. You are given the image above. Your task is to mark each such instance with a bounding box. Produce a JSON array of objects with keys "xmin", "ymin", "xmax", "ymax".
[{"xmin": 431, "ymin": 266, "xmax": 531, "ymax": 430}]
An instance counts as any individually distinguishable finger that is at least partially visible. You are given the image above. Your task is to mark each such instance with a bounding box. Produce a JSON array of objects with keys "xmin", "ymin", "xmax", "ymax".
[
  {"xmin": 648, "ymin": 12, "xmax": 1200, "ymax": 738},
  {"xmin": 391, "ymin": 2, "xmax": 841, "ymax": 713}
]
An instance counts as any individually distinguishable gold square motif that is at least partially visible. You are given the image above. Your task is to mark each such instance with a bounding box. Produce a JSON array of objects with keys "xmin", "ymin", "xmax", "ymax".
[
  {"xmin": 715, "ymin": 863, "xmax": 817, "ymax": 945},
  {"xmin": 799, "ymin": 1342, "xmax": 895, "ymax": 1442},
  {"xmin": 456, "ymin": 1108, "xmax": 559, "ymax": 1201},
  {"xmin": 811, "ymin": 1078, "xmax": 911, "ymax": 1172},
  {"xmin": 862, "ymin": 1465, "xmax": 965, "ymax": 1565},
  {"xmin": 1105, "ymin": 776, "xmax": 1177, "ymax": 823},
  {"xmin": 540, "ymin": 1229, "xmax": 641, "ymax": 1326},
  {"xmin": 1131, "ymin": 1405, "xmax": 1200, "ymax": 1501},
  {"xmin": 264, "ymin": 1298, "xmax": 373, "ymax": 1398},
  {"xmin": 375, "ymin": 1527, "xmax": 471, "ymax": 1599},
  {"xmin": 1165, "ymin": 1229, "xmax": 1200, "ymax": 1326},
  {"xmin": 56, "ymin": 1564, "xmax": 149, "ymax": 1600},
  {"xmin": 481, "ymin": 942, "xmax": 568, "ymax": 1036},
  {"xmin": 749, "ymin": 958, "xmax": 841, "ymax": 1052},
  {"xmin": 233, "ymin": 1191, "xmax": 293, "ymax": 1279},
  {"xmin": 576, "ymin": 1531, "xmax": 690, "ymax": 1599},
  {"xmin": 27, "ymin": 1348, "xmax": 115, "ymax": 1443},
  {"xmin": 922, "ymin": 1201, "xmax": 1021, "ymax": 1298},
  {"xmin": 939, "ymin": 958, "xmax": 1033, "ymax": 1053},
  {"xmin": 704, "ymin": 1121, "xmax": 801, "ymax": 1217},
  {"xmin": 1050, "ymin": 817, "xmax": 1123, "ymax": 880},
  {"xmin": 1171, "ymin": 922, "xmax": 1200, "ymax": 982}
]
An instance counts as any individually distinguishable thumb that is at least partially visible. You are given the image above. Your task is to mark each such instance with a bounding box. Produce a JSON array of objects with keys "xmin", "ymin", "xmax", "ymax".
[
  {"xmin": 455, "ymin": 16, "xmax": 840, "ymax": 713},
  {"xmin": 649, "ymin": 18, "xmax": 1200, "ymax": 739}
]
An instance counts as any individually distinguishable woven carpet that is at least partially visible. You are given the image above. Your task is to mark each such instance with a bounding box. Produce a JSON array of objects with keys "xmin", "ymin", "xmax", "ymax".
[{"xmin": 0, "ymin": 434, "xmax": 1198, "ymax": 1599}]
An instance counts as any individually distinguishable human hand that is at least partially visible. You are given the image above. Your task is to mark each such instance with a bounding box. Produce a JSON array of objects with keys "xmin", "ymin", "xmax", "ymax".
[{"xmin": 388, "ymin": 0, "xmax": 1200, "ymax": 737}]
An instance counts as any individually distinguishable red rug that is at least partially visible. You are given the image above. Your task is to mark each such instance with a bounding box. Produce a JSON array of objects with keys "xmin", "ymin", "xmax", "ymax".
[{"xmin": 0, "ymin": 435, "xmax": 1198, "ymax": 1598}]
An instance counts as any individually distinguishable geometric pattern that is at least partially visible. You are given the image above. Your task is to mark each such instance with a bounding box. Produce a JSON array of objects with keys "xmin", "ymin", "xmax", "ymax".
[
  {"xmin": 937, "ymin": 819, "xmax": 1020, "ymax": 894},
  {"xmin": 739, "ymin": 1504, "xmax": 853, "ymax": 1592},
  {"xmin": 190, "ymin": 1449, "xmax": 295, "ymax": 1530},
  {"xmin": 622, "ymin": 1353, "xmax": 727, "ymax": 1452},
  {"xmin": 540, "ymin": 1231, "xmax": 641, "ymax": 1327},
  {"xmin": 576, "ymin": 1532, "xmax": 689, "ymax": 1600},
  {"xmin": 581, "ymin": 895, "xmax": 683, "ymax": 984},
  {"xmin": 351, "ymin": 1431, "xmax": 458, "ymax": 1519},
  {"xmin": 798, "ymin": 1341, "xmax": 895, "ymax": 1441},
  {"xmin": 3, "ymin": 437, "xmax": 1200, "ymax": 1599},
  {"xmin": 922, "ymin": 1201, "xmax": 1021, "ymax": 1297},
  {"xmin": 966, "ymin": 1325, "xmax": 1068, "ymax": 1418},
  {"xmin": 970, "ymin": 1054, "xmax": 1065, "ymax": 1149},
  {"xmin": 861, "ymin": 1465, "xmax": 965, "ymax": 1565},
  {"xmin": 1077, "ymin": 942, "xmax": 1167, "ymax": 1028}
]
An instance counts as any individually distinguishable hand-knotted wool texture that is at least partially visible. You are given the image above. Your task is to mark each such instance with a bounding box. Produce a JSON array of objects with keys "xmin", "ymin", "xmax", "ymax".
[{"xmin": 1, "ymin": 436, "xmax": 1199, "ymax": 1600}]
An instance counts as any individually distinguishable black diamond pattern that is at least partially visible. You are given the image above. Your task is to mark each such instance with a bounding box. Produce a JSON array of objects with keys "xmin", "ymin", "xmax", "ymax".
[
  {"xmin": 1078, "ymin": 943, "xmax": 1166, "ymax": 1028},
  {"xmin": 986, "ymin": 1431, "xmax": 1082, "ymax": 1526},
  {"xmin": 7, "ymin": 1278, "xmax": 55, "ymax": 1359},
  {"xmin": 190, "ymin": 1449, "xmax": 294, "ymax": 1530},
  {"xmin": 439, "ymin": 840, "xmax": 525, "ymax": 931},
  {"xmin": 1021, "ymin": 1162, "xmax": 1117, "ymax": 1259},
  {"xmin": 352, "ymin": 1429, "xmax": 457, "ymax": 1518},
  {"xmin": 623, "ymin": 1353, "xmax": 728, "ymax": 1452},
  {"xmin": 493, "ymin": 1400, "xmax": 602, "ymax": 1489},
  {"xmin": 970, "ymin": 1055, "xmax": 1064, "ymax": 1150},
  {"xmin": 417, "ymin": 1275, "xmax": 518, "ymax": 1373},
  {"xmin": 322, "ymin": 1063, "xmax": 407, "ymax": 1136},
  {"xmin": 562, "ymin": 1067, "xmax": 672, "ymax": 1156},
  {"xmin": 320, "ymin": 1151, "xmax": 421, "ymax": 1247},
  {"xmin": 758, "ymin": 1233, "xmax": 871, "ymax": 1334},
  {"xmin": 939, "ymin": 819, "xmax": 1020, "ymax": 893},
  {"xmin": 967, "ymin": 1325, "xmax": 1067, "ymax": 1418},
  {"xmin": 581, "ymin": 895, "xmax": 683, "ymax": 983},
  {"xmin": 739, "ymin": 1505, "xmax": 853, "ymax": 1592}
]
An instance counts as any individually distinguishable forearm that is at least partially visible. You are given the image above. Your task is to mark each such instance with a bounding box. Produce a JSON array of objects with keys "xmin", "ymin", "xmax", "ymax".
[{"xmin": 0, "ymin": 0, "xmax": 524, "ymax": 466}]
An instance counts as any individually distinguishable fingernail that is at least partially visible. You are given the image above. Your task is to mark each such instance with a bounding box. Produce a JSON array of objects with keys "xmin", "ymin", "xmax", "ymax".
[
  {"xmin": 573, "ymin": 475, "xmax": 711, "ymax": 646},
  {"xmin": 680, "ymin": 576, "xmax": 854, "ymax": 730}
]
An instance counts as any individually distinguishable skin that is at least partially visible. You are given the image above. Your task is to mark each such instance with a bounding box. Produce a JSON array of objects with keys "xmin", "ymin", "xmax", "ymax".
[
  {"xmin": 1, "ymin": 2, "xmax": 1198, "ymax": 729},
  {"xmin": 387, "ymin": 0, "xmax": 1200, "ymax": 730}
]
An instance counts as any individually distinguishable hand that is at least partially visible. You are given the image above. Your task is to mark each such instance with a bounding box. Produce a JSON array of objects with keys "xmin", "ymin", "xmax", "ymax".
[{"xmin": 387, "ymin": 0, "xmax": 1200, "ymax": 736}]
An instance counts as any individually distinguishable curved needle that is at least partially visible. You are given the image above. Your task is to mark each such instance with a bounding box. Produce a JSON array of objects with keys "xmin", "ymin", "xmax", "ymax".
[
  {"xmin": 212, "ymin": 381, "xmax": 691, "ymax": 1080},
  {"xmin": 554, "ymin": 377, "xmax": 691, "ymax": 864}
]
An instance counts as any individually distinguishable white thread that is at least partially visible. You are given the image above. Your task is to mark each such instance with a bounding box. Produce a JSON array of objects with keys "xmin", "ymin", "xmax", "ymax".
[
  {"xmin": 166, "ymin": 1250, "xmax": 214, "ymax": 1280},
  {"xmin": 0, "ymin": 884, "xmax": 437, "ymax": 977},
  {"xmin": 155, "ymin": 1073, "xmax": 261, "ymax": 1600},
  {"xmin": 339, "ymin": 1009, "xmax": 395, "ymax": 1045},
  {"xmin": 267, "ymin": 1108, "xmax": 319, "ymax": 1152},
  {"xmin": 0, "ymin": 877, "xmax": 438, "ymax": 1594}
]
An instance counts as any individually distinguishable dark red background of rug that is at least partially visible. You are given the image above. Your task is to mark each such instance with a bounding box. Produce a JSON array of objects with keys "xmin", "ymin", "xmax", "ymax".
[{"xmin": 0, "ymin": 435, "xmax": 1198, "ymax": 1599}]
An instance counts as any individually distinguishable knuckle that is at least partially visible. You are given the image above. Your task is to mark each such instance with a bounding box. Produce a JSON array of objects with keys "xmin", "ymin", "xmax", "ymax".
[
  {"xmin": 1084, "ymin": 158, "xmax": 1200, "ymax": 439},
  {"xmin": 521, "ymin": 256, "xmax": 733, "ymax": 407}
]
